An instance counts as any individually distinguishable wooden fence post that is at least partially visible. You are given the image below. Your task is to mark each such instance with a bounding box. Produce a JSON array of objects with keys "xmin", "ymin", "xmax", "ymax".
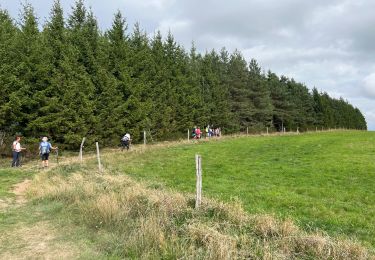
[
  {"xmin": 79, "ymin": 137, "xmax": 86, "ymax": 162},
  {"xmin": 246, "ymin": 127, "xmax": 249, "ymax": 136},
  {"xmin": 144, "ymin": 130, "xmax": 146, "ymax": 146},
  {"xmin": 188, "ymin": 129, "xmax": 190, "ymax": 141},
  {"xmin": 96, "ymin": 142, "xmax": 102, "ymax": 173},
  {"xmin": 195, "ymin": 154, "xmax": 202, "ymax": 209},
  {"xmin": 297, "ymin": 127, "xmax": 299, "ymax": 134},
  {"xmin": 266, "ymin": 127, "xmax": 269, "ymax": 135}
]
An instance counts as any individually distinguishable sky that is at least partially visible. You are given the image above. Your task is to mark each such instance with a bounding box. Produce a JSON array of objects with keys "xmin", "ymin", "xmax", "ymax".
[{"xmin": 1, "ymin": 0, "xmax": 375, "ymax": 130}]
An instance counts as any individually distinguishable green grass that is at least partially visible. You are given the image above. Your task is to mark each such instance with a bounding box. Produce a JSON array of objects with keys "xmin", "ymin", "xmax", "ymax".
[
  {"xmin": 0, "ymin": 168, "xmax": 34, "ymax": 198},
  {"xmin": 111, "ymin": 131, "xmax": 375, "ymax": 247}
]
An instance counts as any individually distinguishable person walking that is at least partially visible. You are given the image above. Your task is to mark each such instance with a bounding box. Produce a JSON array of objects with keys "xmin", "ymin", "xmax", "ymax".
[
  {"xmin": 11, "ymin": 136, "xmax": 26, "ymax": 167},
  {"xmin": 195, "ymin": 127, "xmax": 201, "ymax": 139},
  {"xmin": 121, "ymin": 133, "xmax": 131, "ymax": 151},
  {"xmin": 39, "ymin": 137, "xmax": 57, "ymax": 168}
]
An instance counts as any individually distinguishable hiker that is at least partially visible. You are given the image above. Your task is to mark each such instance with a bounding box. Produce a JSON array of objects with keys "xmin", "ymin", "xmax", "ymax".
[
  {"xmin": 195, "ymin": 127, "xmax": 201, "ymax": 139},
  {"xmin": 192, "ymin": 126, "xmax": 197, "ymax": 139},
  {"xmin": 209, "ymin": 127, "xmax": 214, "ymax": 137},
  {"xmin": 121, "ymin": 133, "xmax": 131, "ymax": 151},
  {"xmin": 39, "ymin": 137, "xmax": 57, "ymax": 168},
  {"xmin": 11, "ymin": 136, "xmax": 26, "ymax": 167},
  {"xmin": 215, "ymin": 128, "xmax": 221, "ymax": 137}
]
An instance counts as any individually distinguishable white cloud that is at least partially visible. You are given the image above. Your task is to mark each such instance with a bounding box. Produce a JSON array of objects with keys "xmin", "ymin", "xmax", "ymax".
[
  {"xmin": 157, "ymin": 19, "xmax": 192, "ymax": 35},
  {"xmin": 362, "ymin": 73, "xmax": 375, "ymax": 98}
]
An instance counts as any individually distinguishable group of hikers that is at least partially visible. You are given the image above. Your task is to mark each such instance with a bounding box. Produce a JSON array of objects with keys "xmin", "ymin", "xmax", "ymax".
[
  {"xmin": 10, "ymin": 127, "xmax": 220, "ymax": 167},
  {"xmin": 192, "ymin": 126, "xmax": 221, "ymax": 139},
  {"xmin": 10, "ymin": 133, "xmax": 131, "ymax": 168},
  {"xmin": 11, "ymin": 136, "xmax": 57, "ymax": 168}
]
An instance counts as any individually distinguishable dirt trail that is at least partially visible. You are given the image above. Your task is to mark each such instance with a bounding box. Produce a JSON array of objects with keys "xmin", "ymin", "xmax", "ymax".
[
  {"xmin": 12, "ymin": 179, "xmax": 32, "ymax": 204},
  {"xmin": 0, "ymin": 221, "xmax": 81, "ymax": 259},
  {"xmin": 0, "ymin": 179, "xmax": 84, "ymax": 259},
  {"xmin": 0, "ymin": 179, "xmax": 31, "ymax": 212}
]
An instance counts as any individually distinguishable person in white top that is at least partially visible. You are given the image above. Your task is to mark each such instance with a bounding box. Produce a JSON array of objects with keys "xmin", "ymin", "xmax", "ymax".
[
  {"xmin": 12, "ymin": 136, "xmax": 26, "ymax": 167},
  {"xmin": 121, "ymin": 133, "xmax": 131, "ymax": 151}
]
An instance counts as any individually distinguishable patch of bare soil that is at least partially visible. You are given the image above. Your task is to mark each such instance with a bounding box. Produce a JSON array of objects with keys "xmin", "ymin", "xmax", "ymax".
[
  {"xmin": 0, "ymin": 221, "xmax": 80, "ymax": 259},
  {"xmin": 0, "ymin": 180, "xmax": 31, "ymax": 212},
  {"xmin": 12, "ymin": 179, "xmax": 32, "ymax": 205}
]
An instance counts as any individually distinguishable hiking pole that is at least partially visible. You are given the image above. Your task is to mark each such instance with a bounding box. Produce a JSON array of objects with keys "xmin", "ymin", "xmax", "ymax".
[{"xmin": 56, "ymin": 148, "xmax": 59, "ymax": 165}]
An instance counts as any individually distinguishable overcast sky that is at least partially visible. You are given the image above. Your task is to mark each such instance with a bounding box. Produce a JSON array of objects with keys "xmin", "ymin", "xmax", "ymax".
[{"xmin": 1, "ymin": 0, "xmax": 375, "ymax": 130}]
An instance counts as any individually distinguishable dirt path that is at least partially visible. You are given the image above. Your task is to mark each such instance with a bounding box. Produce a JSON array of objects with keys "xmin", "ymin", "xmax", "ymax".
[
  {"xmin": 0, "ymin": 221, "xmax": 80, "ymax": 260},
  {"xmin": 0, "ymin": 179, "xmax": 31, "ymax": 212},
  {"xmin": 12, "ymin": 179, "xmax": 32, "ymax": 205},
  {"xmin": 0, "ymin": 179, "xmax": 87, "ymax": 259}
]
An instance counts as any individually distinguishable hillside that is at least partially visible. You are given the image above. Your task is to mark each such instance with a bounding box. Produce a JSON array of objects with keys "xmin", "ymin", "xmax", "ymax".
[
  {"xmin": 0, "ymin": 131, "xmax": 374, "ymax": 259},
  {"xmin": 115, "ymin": 131, "xmax": 375, "ymax": 247}
]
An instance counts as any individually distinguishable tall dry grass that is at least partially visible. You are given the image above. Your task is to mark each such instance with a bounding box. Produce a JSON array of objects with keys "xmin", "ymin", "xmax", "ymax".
[{"xmin": 27, "ymin": 164, "xmax": 373, "ymax": 259}]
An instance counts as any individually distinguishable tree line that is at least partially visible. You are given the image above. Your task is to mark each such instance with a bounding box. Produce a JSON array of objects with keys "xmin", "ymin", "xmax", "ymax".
[{"xmin": 0, "ymin": 0, "xmax": 367, "ymax": 149}]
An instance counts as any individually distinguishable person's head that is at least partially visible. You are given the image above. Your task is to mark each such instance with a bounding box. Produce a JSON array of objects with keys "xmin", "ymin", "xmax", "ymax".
[
  {"xmin": 42, "ymin": 136, "xmax": 48, "ymax": 142},
  {"xmin": 15, "ymin": 136, "xmax": 21, "ymax": 141}
]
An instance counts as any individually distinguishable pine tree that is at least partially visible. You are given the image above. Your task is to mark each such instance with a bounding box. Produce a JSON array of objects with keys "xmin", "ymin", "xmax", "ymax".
[
  {"xmin": 127, "ymin": 23, "xmax": 153, "ymax": 141},
  {"xmin": 227, "ymin": 50, "xmax": 252, "ymax": 132},
  {"xmin": 8, "ymin": 3, "xmax": 43, "ymax": 136},
  {"xmin": 0, "ymin": 9, "xmax": 19, "ymax": 133},
  {"xmin": 247, "ymin": 59, "xmax": 273, "ymax": 130}
]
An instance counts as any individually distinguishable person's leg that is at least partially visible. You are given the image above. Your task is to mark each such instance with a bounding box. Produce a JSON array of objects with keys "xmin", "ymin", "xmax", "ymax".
[
  {"xmin": 11, "ymin": 151, "xmax": 18, "ymax": 167},
  {"xmin": 45, "ymin": 153, "xmax": 50, "ymax": 167},
  {"xmin": 15, "ymin": 152, "xmax": 20, "ymax": 167},
  {"xmin": 41, "ymin": 154, "xmax": 47, "ymax": 167}
]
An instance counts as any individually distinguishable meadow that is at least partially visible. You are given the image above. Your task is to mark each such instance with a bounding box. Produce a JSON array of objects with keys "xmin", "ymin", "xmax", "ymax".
[
  {"xmin": 111, "ymin": 131, "xmax": 375, "ymax": 247},
  {"xmin": 0, "ymin": 130, "xmax": 374, "ymax": 259}
]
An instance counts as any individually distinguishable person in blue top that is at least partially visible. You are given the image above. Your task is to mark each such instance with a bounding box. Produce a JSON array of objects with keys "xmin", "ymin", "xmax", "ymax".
[{"xmin": 39, "ymin": 136, "xmax": 57, "ymax": 168}]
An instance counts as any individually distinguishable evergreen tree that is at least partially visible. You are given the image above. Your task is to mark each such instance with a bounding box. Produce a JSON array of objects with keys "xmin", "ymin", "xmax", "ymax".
[
  {"xmin": 227, "ymin": 50, "xmax": 252, "ymax": 132},
  {"xmin": 247, "ymin": 59, "xmax": 273, "ymax": 130},
  {"xmin": 0, "ymin": 9, "xmax": 19, "ymax": 133},
  {"xmin": 127, "ymin": 23, "xmax": 153, "ymax": 141}
]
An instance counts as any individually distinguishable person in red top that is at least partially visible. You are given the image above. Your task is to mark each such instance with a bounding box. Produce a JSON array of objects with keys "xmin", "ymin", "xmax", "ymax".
[{"xmin": 195, "ymin": 127, "xmax": 201, "ymax": 139}]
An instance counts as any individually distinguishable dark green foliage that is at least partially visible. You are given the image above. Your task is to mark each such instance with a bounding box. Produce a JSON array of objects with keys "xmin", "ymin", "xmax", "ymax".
[{"xmin": 0, "ymin": 2, "xmax": 367, "ymax": 149}]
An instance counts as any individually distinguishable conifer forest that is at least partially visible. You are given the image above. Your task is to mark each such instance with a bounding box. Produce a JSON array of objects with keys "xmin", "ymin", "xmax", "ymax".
[{"xmin": 0, "ymin": 1, "xmax": 367, "ymax": 148}]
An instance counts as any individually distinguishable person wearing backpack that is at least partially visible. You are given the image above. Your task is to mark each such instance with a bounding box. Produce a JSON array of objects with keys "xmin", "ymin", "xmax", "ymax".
[
  {"xmin": 121, "ymin": 133, "xmax": 131, "ymax": 151},
  {"xmin": 39, "ymin": 137, "xmax": 57, "ymax": 168},
  {"xmin": 11, "ymin": 136, "xmax": 26, "ymax": 167}
]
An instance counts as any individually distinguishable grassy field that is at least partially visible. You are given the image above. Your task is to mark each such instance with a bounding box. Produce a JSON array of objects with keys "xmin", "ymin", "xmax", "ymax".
[
  {"xmin": 0, "ymin": 130, "xmax": 374, "ymax": 258},
  {"xmin": 110, "ymin": 131, "xmax": 375, "ymax": 247}
]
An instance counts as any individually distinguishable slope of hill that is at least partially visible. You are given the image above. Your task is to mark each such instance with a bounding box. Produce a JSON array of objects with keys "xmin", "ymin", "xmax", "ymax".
[
  {"xmin": 111, "ymin": 131, "xmax": 375, "ymax": 247},
  {"xmin": 0, "ymin": 131, "xmax": 374, "ymax": 259}
]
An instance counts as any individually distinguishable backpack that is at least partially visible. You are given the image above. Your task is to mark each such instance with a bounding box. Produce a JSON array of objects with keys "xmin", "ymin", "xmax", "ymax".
[{"xmin": 40, "ymin": 142, "xmax": 50, "ymax": 155}]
